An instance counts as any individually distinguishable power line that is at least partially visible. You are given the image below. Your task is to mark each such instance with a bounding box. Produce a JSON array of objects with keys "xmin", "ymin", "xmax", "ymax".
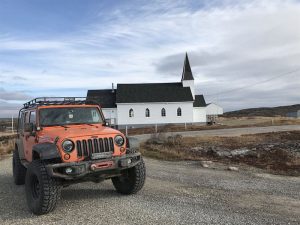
[{"xmin": 206, "ymin": 67, "xmax": 300, "ymax": 97}]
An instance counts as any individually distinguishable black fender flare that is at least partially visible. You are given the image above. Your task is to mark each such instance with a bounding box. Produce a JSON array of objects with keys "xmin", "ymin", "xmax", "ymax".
[
  {"xmin": 32, "ymin": 143, "xmax": 61, "ymax": 160},
  {"xmin": 15, "ymin": 139, "xmax": 25, "ymax": 160}
]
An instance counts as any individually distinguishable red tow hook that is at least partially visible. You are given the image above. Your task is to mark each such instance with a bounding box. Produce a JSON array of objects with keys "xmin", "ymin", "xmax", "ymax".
[{"xmin": 90, "ymin": 161, "xmax": 114, "ymax": 171}]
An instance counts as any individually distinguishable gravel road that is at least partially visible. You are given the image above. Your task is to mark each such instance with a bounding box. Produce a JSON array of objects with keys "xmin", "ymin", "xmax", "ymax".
[{"xmin": 0, "ymin": 156, "xmax": 299, "ymax": 225}]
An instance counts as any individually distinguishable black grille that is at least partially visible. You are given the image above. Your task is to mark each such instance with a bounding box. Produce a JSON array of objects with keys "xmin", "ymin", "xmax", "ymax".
[{"xmin": 76, "ymin": 137, "xmax": 114, "ymax": 158}]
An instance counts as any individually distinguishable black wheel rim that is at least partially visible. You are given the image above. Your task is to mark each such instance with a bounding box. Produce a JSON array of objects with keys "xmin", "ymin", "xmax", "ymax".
[{"xmin": 31, "ymin": 175, "xmax": 40, "ymax": 199}]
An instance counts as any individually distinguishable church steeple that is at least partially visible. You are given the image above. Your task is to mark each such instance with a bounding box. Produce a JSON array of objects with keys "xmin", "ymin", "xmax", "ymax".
[
  {"xmin": 181, "ymin": 53, "xmax": 194, "ymax": 81},
  {"xmin": 181, "ymin": 53, "xmax": 195, "ymax": 99}
]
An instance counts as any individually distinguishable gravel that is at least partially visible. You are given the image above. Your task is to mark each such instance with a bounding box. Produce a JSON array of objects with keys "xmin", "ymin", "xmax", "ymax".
[{"xmin": 0, "ymin": 156, "xmax": 299, "ymax": 225}]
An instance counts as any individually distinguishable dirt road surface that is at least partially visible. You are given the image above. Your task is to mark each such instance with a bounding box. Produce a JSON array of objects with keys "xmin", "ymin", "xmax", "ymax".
[{"xmin": 0, "ymin": 156, "xmax": 299, "ymax": 225}]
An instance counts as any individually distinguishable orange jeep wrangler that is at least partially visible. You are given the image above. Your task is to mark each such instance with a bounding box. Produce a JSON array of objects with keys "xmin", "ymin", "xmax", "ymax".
[{"xmin": 13, "ymin": 97, "xmax": 145, "ymax": 215}]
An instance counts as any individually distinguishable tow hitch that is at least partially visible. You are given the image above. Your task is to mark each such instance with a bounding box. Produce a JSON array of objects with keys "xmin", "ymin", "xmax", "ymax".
[{"xmin": 90, "ymin": 161, "xmax": 114, "ymax": 171}]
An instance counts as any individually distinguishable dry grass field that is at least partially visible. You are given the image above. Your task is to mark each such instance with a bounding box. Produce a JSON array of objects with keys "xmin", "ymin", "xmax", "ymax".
[
  {"xmin": 219, "ymin": 116, "xmax": 300, "ymax": 126},
  {"xmin": 140, "ymin": 131, "xmax": 300, "ymax": 176},
  {"xmin": 0, "ymin": 134, "xmax": 16, "ymax": 158}
]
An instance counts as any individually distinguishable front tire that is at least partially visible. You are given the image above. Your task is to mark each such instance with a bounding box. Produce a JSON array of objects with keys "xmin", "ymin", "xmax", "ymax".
[
  {"xmin": 25, "ymin": 160, "xmax": 61, "ymax": 215},
  {"xmin": 13, "ymin": 149, "xmax": 26, "ymax": 185},
  {"xmin": 112, "ymin": 157, "xmax": 146, "ymax": 194}
]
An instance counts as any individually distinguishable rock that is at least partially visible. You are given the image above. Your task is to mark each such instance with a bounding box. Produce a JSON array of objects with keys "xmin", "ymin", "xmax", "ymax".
[
  {"xmin": 244, "ymin": 150, "xmax": 258, "ymax": 157},
  {"xmin": 228, "ymin": 166, "xmax": 239, "ymax": 171},
  {"xmin": 216, "ymin": 150, "xmax": 231, "ymax": 157},
  {"xmin": 200, "ymin": 162, "xmax": 209, "ymax": 168},
  {"xmin": 208, "ymin": 147, "xmax": 232, "ymax": 157},
  {"xmin": 191, "ymin": 146, "xmax": 204, "ymax": 151},
  {"xmin": 200, "ymin": 160, "xmax": 213, "ymax": 168},
  {"xmin": 230, "ymin": 148, "xmax": 251, "ymax": 157}
]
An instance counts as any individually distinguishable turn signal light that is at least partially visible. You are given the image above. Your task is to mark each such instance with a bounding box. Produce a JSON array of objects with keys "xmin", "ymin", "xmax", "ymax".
[{"xmin": 64, "ymin": 154, "xmax": 71, "ymax": 160}]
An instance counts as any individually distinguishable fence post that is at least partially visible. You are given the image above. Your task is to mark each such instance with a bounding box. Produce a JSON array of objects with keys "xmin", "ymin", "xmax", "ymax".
[
  {"xmin": 125, "ymin": 125, "xmax": 128, "ymax": 136},
  {"xmin": 185, "ymin": 123, "xmax": 187, "ymax": 130},
  {"xmin": 155, "ymin": 124, "xmax": 158, "ymax": 133}
]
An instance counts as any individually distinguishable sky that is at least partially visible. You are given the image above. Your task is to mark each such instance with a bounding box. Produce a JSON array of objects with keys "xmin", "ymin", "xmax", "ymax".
[{"xmin": 0, "ymin": 0, "xmax": 300, "ymax": 117}]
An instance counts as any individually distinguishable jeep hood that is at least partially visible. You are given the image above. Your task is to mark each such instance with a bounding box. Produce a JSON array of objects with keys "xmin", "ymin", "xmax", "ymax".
[{"xmin": 39, "ymin": 125, "xmax": 121, "ymax": 140}]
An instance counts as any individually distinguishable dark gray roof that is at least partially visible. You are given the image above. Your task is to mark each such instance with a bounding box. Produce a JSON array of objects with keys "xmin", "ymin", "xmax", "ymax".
[
  {"xmin": 87, "ymin": 89, "xmax": 116, "ymax": 108},
  {"xmin": 116, "ymin": 82, "xmax": 194, "ymax": 103},
  {"xmin": 193, "ymin": 95, "xmax": 206, "ymax": 107},
  {"xmin": 181, "ymin": 53, "xmax": 194, "ymax": 81}
]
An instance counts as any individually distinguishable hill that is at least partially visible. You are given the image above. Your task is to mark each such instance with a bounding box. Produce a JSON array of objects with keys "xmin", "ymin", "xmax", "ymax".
[{"xmin": 224, "ymin": 104, "xmax": 300, "ymax": 117}]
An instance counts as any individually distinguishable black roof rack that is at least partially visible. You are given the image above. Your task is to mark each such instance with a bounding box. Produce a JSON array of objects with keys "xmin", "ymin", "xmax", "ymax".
[{"xmin": 23, "ymin": 97, "xmax": 98, "ymax": 109}]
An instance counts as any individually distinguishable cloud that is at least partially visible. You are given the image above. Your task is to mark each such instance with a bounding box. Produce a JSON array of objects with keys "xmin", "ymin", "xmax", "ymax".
[
  {"xmin": 0, "ymin": 100, "xmax": 21, "ymax": 117},
  {"xmin": 0, "ymin": 88, "xmax": 32, "ymax": 101},
  {"xmin": 0, "ymin": 38, "xmax": 68, "ymax": 51},
  {"xmin": 0, "ymin": 0, "xmax": 299, "ymax": 115}
]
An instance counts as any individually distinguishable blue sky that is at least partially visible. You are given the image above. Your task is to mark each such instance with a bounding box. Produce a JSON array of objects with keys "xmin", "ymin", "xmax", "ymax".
[{"xmin": 0, "ymin": 0, "xmax": 300, "ymax": 117}]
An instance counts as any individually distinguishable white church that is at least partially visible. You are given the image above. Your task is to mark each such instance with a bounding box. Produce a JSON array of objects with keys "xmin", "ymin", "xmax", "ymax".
[{"xmin": 87, "ymin": 53, "xmax": 223, "ymax": 128}]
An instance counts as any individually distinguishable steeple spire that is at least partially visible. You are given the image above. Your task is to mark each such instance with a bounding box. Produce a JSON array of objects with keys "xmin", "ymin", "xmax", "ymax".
[{"xmin": 181, "ymin": 52, "xmax": 194, "ymax": 81}]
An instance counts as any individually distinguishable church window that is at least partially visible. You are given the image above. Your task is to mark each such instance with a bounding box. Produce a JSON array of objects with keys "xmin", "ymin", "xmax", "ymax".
[
  {"xmin": 161, "ymin": 108, "xmax": 166, "ymax": 117},
  {"xmin": 177, "ymin": 107, "xmax": 182, "ymax": 116},
  {"xmin": 145, "ymin": 108, "xmax": 150, "ymax": 117},
  {"xmin": 129, "ymin": 108, "xmax": 134, "ymax": 117}
]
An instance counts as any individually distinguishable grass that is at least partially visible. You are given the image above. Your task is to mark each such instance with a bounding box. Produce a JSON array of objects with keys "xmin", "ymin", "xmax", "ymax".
[
  {"xmin": 140, "ymin": 131, "xmax": 300, "ymax": 175},
  {"xmin": 0, "ymin": 135, "xmax": 16, "ymax": 157}
]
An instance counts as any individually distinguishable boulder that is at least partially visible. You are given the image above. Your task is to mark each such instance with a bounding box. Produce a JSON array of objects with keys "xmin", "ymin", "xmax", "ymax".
[{"xmin": 228, "ymin": 166, "xmax": 239, "ymax": 171}]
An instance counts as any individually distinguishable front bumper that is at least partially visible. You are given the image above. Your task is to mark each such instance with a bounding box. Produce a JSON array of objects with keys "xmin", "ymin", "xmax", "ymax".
[{"xmin": 46, "ymin": 152, "xmax": 141, "ymax": 180}]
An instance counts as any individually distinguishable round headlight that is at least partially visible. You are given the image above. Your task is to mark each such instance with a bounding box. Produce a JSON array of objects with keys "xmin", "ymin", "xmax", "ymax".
[
  {"xmin": 114, "ymin": 135, "xmax": 125, "ymax": 146},
  {"xmin": 62, "ymin": 140, "xmax": 74, "ymax": 153}
]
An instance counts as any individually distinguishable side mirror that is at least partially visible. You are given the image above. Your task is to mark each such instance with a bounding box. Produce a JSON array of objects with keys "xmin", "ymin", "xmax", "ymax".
[{"xmin": 24, "ymin": 123, "xmax": 35, "ymax": 134}]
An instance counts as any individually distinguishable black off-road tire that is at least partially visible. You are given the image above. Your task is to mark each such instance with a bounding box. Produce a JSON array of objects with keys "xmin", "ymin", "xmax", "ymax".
[
  {"xmin": 112, "ymin": 157, "xmax": 146, "ymax": 194},
  {"xmin": 25, "ymin": 160, "xmax": 61, "ymax": 215},
  {"xmin": 13, "ymin": 149, "xmax": 27, "ymax": 185}
]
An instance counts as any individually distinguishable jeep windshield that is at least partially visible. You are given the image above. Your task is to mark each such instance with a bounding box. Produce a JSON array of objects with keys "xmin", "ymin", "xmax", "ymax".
[{"xmin": 39, "ymin": 107, "xmax": 104, "ymax": 126}]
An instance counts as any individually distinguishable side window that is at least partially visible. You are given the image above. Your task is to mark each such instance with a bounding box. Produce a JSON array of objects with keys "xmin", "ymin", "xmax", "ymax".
[
  {"xmin": 29, "ymin": 111, "xmax": 36, "ymax": 124},
  {"xmin": 19, "ymin": 112, "xmax": 25, "ymax": 131},
  {"xmin": 25, "ymin": 112, "xmax": 30, "ymax": 124}
]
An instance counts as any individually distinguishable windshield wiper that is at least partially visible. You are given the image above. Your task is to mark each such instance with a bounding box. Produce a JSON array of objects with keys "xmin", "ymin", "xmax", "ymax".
[
  {"xmin": 68, "ymin": 123, "xmax": 98, "ymax": 126},
  {"xmin": 86, "ymin": 124, "xmax": 97, "ymax": 127},
  {"xmin": 43, "ymin": 124, "xmax": 69, "ymax": 128}
]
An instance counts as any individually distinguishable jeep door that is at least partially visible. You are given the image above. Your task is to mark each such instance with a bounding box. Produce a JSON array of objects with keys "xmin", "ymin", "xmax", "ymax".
[
  {"xmin": 17, "ymin": 111, "xmax": 26, "ymax": 160},
  {"xmin": 23, "ymin": 110, "xmax": 37, "ymax": 162}
]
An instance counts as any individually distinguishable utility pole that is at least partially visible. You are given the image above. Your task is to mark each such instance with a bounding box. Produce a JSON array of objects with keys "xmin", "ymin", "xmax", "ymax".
[{"xmin": 11, "ymin": 115, "xmax": 14, "ymax": 134}]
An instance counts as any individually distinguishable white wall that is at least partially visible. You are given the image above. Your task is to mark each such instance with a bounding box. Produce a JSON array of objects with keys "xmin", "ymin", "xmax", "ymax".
[
  {"xmin": 193, "ymin": 107, "xmax": 206, "ymax": 123},
  {"xmin": 117, "ymin": 102, "xmax": 194, "ymax": 125},
  {"xmin": 206, "ymin": 103, "xmax": 223, "ymax": 115},
  {"xmin": 102, "ymin": 108, "xmax": 117, "ymax": 125}
]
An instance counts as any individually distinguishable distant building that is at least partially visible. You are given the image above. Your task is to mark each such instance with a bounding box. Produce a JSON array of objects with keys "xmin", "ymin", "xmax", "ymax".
[
  {"xmin": 87, "ymin": 53, "xmax": 223, "ymax": 127},
  {"xmin": 286, "ymin": 110, "xmax": 300, "ymax": 118},
  {"xmin": 206, "ymin": 103, "xmax": 224, "ymax": 116}
]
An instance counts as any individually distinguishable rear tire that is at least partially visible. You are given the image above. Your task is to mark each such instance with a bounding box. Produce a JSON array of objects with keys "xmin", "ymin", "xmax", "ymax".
[
  {"xmin": 25, "ymin": 160, "xmax": 61, "ymax": 215},
  {"xmin": 112, "ymin": 157, "xmax": 146, "ymax": 194},
  {"xmin": 13, "ymin": 149, "xmax": 26, "ymax": 185}
]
